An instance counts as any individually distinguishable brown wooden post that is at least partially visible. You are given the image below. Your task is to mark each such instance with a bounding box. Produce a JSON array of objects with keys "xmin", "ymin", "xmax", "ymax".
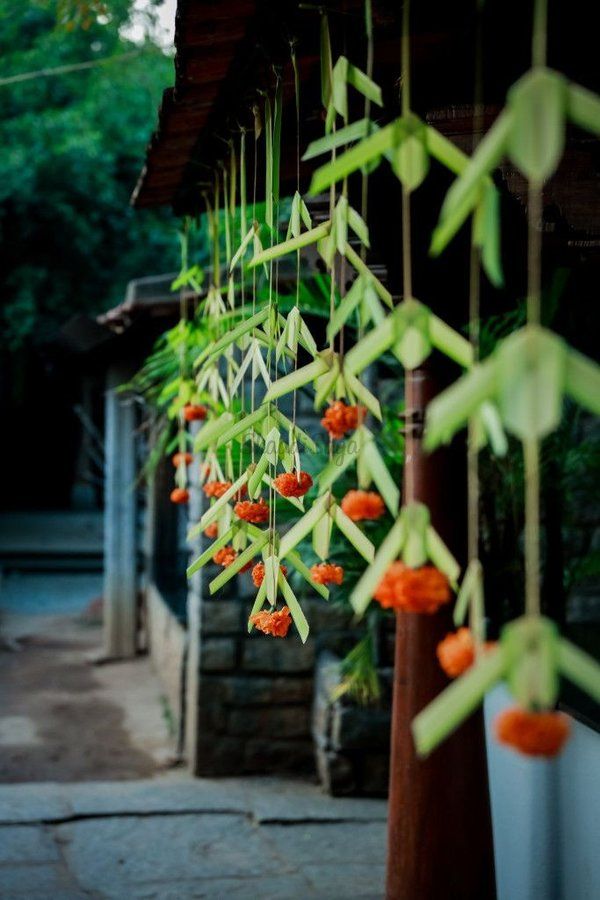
[{"xmin": 385, "ymin": 367, "xmax": 496, "ymax": 900}]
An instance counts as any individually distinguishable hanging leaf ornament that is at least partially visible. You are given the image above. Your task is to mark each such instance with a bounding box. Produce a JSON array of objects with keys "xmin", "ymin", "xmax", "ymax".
[
  {"xmin": 425, "ymin": 325, "xmax": 600, "ymax": 449},
  {"xmin": 412, "ymin": 615, "xmax": 600, "ymax": 757}
]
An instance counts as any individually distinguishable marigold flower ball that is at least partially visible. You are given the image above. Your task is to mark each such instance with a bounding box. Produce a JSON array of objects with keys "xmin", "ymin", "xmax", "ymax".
[
  {"xmin": 321, "ymin": 401, "xmax": 366, "ymax": 439},
  {"xmin": 170, "ymin": 488, "xmax": 189, "ymax": 504},
  {"xmin": 234, "ymin": 498, "xmax": 270, "ymax": 524},
  {"xmin": 204, "ymin": 523, "xmax": 219, "ymax": 539},
  {"xmin": 436, "ymin": 628, "xmax": 475, "ymax": 678},
  {"xmin": 495, "ymin": 707, "xmax": 570, "ymax": 757},
  {"xmin": 172, "ymin": 452, "xmax": 193, "ymax": 467},
  {"xmin": 373, "ymin": 562, "xmax": 451, "ymax": 613},
  {"xmin": 310, "ymin": 562, "xmax": 344, "ymax": 586},
  {"xmin": 250, "ymin": 606, "xmax": 292, "ymax": 638},
  {"xmin": 273, "ymin": 471, "xmax": 313, "ymax": 498},
  {"xmin": 213, "ymin": 546, "xmax": 237, "ymax": 567},
  {"xmin": 183, "ymin": 404, "xmax": 207, "ymax": 422},
  {"xmin": 341, "ymin": 490, "xmax": 386, "ymax": 522},
  {"xmin": 203, "ymin": 480, "xmax": 231, "ymax": 498}
]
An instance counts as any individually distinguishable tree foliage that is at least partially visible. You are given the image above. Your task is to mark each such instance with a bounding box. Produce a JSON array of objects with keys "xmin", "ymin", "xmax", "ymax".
[{"xmin": 0, "ymin": 0, "xmax": 177, "ymax": 348}]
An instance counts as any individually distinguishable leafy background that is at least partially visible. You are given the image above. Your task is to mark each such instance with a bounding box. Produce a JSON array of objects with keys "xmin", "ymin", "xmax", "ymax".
[{"xmin": 0, "ymin": 0, "xmax": 177, "ymax": 506}]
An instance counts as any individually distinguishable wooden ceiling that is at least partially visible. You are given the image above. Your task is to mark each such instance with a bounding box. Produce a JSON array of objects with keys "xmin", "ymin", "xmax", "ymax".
[{"xmin": 132, "ymin": 0, "xmax": 600, "ymax": 246}]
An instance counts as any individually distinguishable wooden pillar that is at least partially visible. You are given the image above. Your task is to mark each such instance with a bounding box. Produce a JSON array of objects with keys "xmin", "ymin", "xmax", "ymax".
[
  {"xmin": 386, "ymin": 367, "xmax": 496, "ymax": 900},
  {"xmin": 103, "ymin": 363, "xmax": 138, "ymax": 659}
]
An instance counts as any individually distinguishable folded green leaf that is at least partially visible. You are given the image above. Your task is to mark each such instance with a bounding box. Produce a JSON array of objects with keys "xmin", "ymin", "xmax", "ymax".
[
  {"xmin": 285, "ymin": 547, "xmax": 330, "ymax": 600},
  {"xmin": 309, "ymin": 121, "xmax": 405, "ymax": 194},
  {"xmin": 279, "ymin": 493, "xmax": 330, "ymax": 558},
  {"xmin": 558, "ymin": 637, "xmax": 600, "ymax": 704},
  {"xmin": 303, "ymin": 118, "xmax": 374, "ymax": 161},
  {"xmin": 186, "ymin": 525, "xmax": 235, "ymax": 573},
  {"xmin": 193, "ymin": 413, "xmax": 235, "ymax": 452},
  {"xmin": 358, "ymin": 427, "xmax": 399, "ymax": 515},
  {"xmin": 565, "ymin": 347, "xmax": 600, "ymax": 416},
  {"xmin": 343, "ymin": 242, "xmax": 393, "ymax": 308},
  {"xmin": 567, "ymin": 82, "xmax": 600, "ymax": 136},
  {"xmin": 278, "ymin": 574, "xmax": 310, "ymax": 643},
  {"xmin": 453, "ymin": 558, "xmax": 484, "ymax": 628},
  {"xmin": 334, "ymin": 504, "xmax": 376, "ymax": 564},
  {"xmin": 507, "ymin": 68, "xmax": 567, "ymax": 183},
  {"xmin": 248, "ymin": 222, "xmax": 331, "ymax": 268},
  {"xmin": 424, "ymin": 360, "xmax": 496, "ymax": 450},
  {"xmin": 209, "ymin": 533, "xmax": 269, "ymax": 594},
  {"xmin": 264, "ymin": 355, "xmax": 331, "ymax": 403},
  {"xmin": 350, "ymin": 516, "xmax": 406, "ymax": 616},
  {"xmin": 198, "ymin": 471, "xmax": 250, "ymax": 530}
]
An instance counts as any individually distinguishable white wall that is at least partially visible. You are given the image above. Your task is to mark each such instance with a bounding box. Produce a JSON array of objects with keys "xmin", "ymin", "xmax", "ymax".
[{"xmin": 485, "ymin": 687, "xmax": 600, "ymax": 900}]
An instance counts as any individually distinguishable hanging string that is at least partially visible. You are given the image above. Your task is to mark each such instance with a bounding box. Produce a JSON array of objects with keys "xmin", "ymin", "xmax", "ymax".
[
  {"xmin": 250, "ymin": 102, "xmax": 260, "ymax": 466},
  {"xmin": 359, "ymin": 0, "xmax": 374, "ymax": 324},
  {"xmin": 238, "ymin": 130, "xmax": 248, "ymax": 483},
  {"xmin": 400, "ymin": 0, "xmax": 415, "ymax": 507},
  {"xmin": 523, "ymin": 0, "xmax": 547, "ymax": 619},
  {"xmin": 290, "ymin": 39, "xmax": 301, "ymax": 451},
  {"xmin": 323, "ymin": 10, "xmax": 337, "ymax": 475},
  {"xmin": 467, "ymin": 0, "xmax": 485, "ymax": 641}
]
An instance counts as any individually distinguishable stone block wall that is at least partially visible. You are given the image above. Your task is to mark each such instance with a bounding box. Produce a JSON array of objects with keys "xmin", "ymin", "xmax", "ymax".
[
  {"xmin": 189, "ymin": 556, "xmax": 362, "ymax": 776},
  {"xmin": 312, "ymin": 652, "xmax": 392, "ymax": 797}
]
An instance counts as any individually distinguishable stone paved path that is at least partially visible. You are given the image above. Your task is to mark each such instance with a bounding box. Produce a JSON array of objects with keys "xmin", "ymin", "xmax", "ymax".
[{"xmin": 0, "ymin": 775, "xmax": 387, "ymax": 899}]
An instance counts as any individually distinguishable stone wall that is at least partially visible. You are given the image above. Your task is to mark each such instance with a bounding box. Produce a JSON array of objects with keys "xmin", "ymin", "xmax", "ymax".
[
  {"xmin": 189, "ymin": 556, "xmax": 360, "ymax": 776},
  {"xmin": 312, "ymin": 652, "xmax": 392, "ymax": 797}
]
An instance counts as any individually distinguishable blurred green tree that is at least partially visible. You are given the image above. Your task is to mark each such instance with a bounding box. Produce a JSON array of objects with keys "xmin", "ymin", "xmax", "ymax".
[{"xmin": 0, "ymin": 0, "xmax": 177, "ymax": 348}]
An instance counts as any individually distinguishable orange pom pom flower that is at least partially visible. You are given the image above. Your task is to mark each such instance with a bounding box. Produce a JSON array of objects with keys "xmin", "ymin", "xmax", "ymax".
[
  {"xmin": 436, "ymin": 628, "xmax": 475, "ymax": 678},
  {"xmin": 495, "ymin": 707, "xmax": 570, "ymax": 757},
  {"xmin": 203, "ymin": 480, "xmax": 232, "ymax": 498},
  {"xmin": 251, "ymin": 562, "xmax": 288, "ymax": 587},
  {"xmin": 321, "ymin": 400, "xmax": 366, "ymax": 439},
  {"xmin": 172, "ymin": 452, "xmax": 193, "ymax": 467},
  {"xmin": 234, "ymin": 497, "xmax": 270, "ymax": 524},
  {"xmin": 341, "ymin": 490, "xmax": 386, "ymax": 522},
  {"xmin": 250, "ymin": 606, "xmax": 292, "ymax": 638},
  {"xmin": 183, "ymin": 404, "xmax": 207, "ymax": 422},
  {"xmin": 204, "ymin": 523, "xmax": 219, "ymax": 539},
  {"xmin": 373, "ymin": 562, "xmax": 452, "ymax": 614},
  {"xmin": 310, "ymin": 562, "xmax": 344, "ymax": 585},
  {"xmin": 213, "ymin": 546, "xmax": 237, "ymax": 567},
  {"xmin": 273, "ymin": 471, "xmax": 313, "ymax": 498},
  {"xmin": 170, "ymin": 488, "xmax": 189, "ymax": 504}
]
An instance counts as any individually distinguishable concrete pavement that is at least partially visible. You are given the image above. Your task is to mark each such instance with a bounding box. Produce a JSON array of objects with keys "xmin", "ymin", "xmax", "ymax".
[{"xmin": 0, "ymin": 775, "xmax": 387, "ymax": 899}]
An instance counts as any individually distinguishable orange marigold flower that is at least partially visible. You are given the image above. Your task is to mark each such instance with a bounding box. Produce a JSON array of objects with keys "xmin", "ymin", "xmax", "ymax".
[
  {"xmin": 436, "ymin": 628, "xmax": 475, "ymax": 678},
  {"xmin": 373, "ymin": 562, "xmax": 452, "ymax": 614},
  {"xmin": 213, "ymin": 546, "xmax": 237, "ymax": 567},
  {"xmin": 203, "ymin": 480, "xmax": 232, "ymax": 498},
  {"xmin": 321, "ymin": 400, "xmax": 366, "ymax": 439},
  {"xmin": 273, "ymin": 471, "xmax": 313, "ymax": 498},
  {"xmin": 234, "ymin": 497, "xmax": 270, "ymax": 524},
  {"xmin": 251, "ymin": 562, "xmax": 288, "ymax": 588},
  {"xmin": 310, "ymin": 562, "xmax": 344, "ymax": 586},
  {"xmin": 343, "ymin": 404, "xmax": 366, "ymax": 430},
  {"xmin": 436, "ymin": 629, "xmax": 497, "ymax": 678},
  {"xmin": 170, "ymin": 488, "xmax": 189, "ymax": 504},
  {"xmin": 172, "ymin": 452, "xmax": 193, "ymax": 467},
  {"xmin": 204, "ymin": 523, "xmax": 219, "ymax": 539},
  {"xmin": 183, "ymin": 404, "xmax": 207, "ymax": 422},
  {"xmin": 250, "ymin": 605, "xmax": 292, "ymax": 638},
  {"xmin": 495, "ymin": 707, "xmax": 570, "ymax": 758},
  {"xmin": 341, "ymin": 490, "xmax": 386, "ymax": 522}
]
